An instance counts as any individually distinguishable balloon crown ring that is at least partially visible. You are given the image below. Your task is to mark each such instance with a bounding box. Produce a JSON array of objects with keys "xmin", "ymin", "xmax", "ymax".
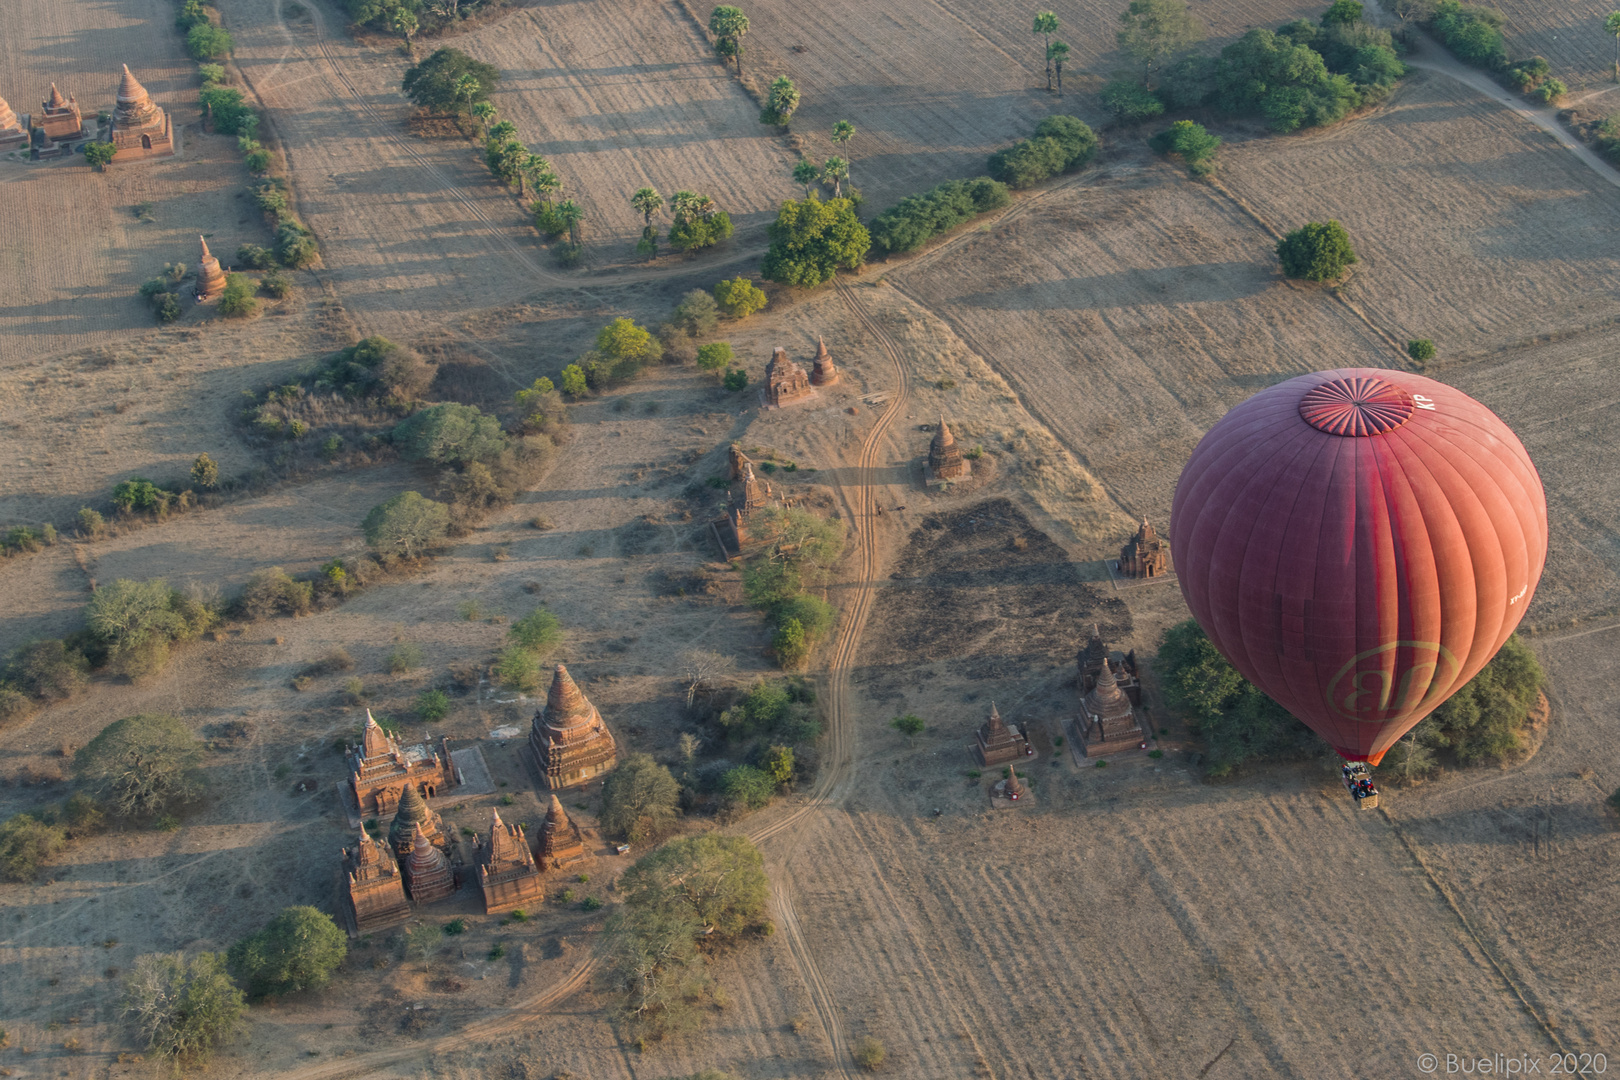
[{"xmin": 1299, "ymin": 375, "xmax": 1415, "ymax": 437}]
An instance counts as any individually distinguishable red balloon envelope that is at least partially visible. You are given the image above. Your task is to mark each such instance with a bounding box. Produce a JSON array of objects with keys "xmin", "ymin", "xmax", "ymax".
[{"xmin": 1171, "ymin": 369, "xmax": 1547, "ymax": 764}]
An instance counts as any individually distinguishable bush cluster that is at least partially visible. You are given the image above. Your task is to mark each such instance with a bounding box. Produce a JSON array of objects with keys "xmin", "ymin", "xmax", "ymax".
[
  {"xmin": 1428, "ymin": 0, "xmax": 1505, "ymax": 69},
  {"xmin": 310, "ymin": 336, "xmax": 434, "ymax": 400},
  {"xmin": 1150, "ymin": 120, "xmax": 1221, "ymax": 176},
  {"xmin": 737, "ymin": 506, "xmax": 844, "ymax": 669},
  {"xmin": 868, "ymin": 177, "xmax": 1010, "ymax": 257},
  {"xmin": 761, "ymin": 194, "xmax": 869, "ymax": 286},
  {"xmin": 1276, "ymin": 220, "xmax": 1358, "ymax": 282},
  {"xmin": 349, "ymin": 0, "xmax": 505, "ymax": 41},
  {"xmin": 987, "ymin": 115, "xmax": 1098, "ymax": 188}
]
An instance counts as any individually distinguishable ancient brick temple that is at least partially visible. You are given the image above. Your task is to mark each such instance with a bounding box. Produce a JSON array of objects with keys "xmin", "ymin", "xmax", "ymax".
[
  {"xmin": 538, "ymin": 794, "xmax": 588, "ymax": 869},
  {"xmin": 929, "ymin": 416, "xmax": 970, "ymax": 481},
  {"xmin": 387, "ymin": 782, "xmax": 445, "ymax": 861},
  {"xmin": 37, "ymin": 83, "xmax": 83, "ymax": 142},
  {"xmin": 974, "ymin": 702, "xmax": 1029, "ymax": 767},
  {"xmin": 764, "ymin": 346, "xmax": 813, "ymax": 408},
  {"xmin": 109, "ymin": 65, "xmax": 174, "ymax": 160},
  {"xmin": 1078, "ymin": 625, "xmax": 1142, "ymax": 707},
  {"xmin": 529, "ymin": 664, "xmax": 618, "ymax": 789},
  {"xmin": 196, "ymin": 236, "xmax": 226, "ymax": 299},
  {"xmin": 1118, "ymin": 517, "xmax": 1170, "ymax": 578},
  {"xmin": 1080, "ymin": 652, "xmax": 1144, "ymax": 756},
  {"xmin": 340, "ymin": 829, "xmax": 411, "ymax": 936},
  {"xmin": 476, "ymin": 807, "xmax": 545, "ymax": 914},
  {"xmin": 404, "ymin": 824, "xmax": 456, "ymax": 904},
  {"xmin": 728, "ymin": 454, "xmax": 774, "ymax": 547},
  {"xmin": 348, "ymin": 710, "xmax": 454, "ymax": 818},
  {"xmin": 0, "ymin": 92, "xmax": 28, "ymax": 151},
  {"xmin": 810, "ymin": 336, "xmax": 839, "ymax": 387}
]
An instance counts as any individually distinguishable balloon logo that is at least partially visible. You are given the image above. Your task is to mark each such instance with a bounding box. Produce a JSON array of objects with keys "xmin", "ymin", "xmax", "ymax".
[{"xmin": 1171, "ymin": 369, "xmax": 1547, "ymax": 765}]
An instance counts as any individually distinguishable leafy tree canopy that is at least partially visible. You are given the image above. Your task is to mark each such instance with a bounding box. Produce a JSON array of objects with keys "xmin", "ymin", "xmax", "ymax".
[
  {"xmin": 362, "ymin": 491, "xmax": 451, "ymax": 559},
  {"xmin": 600, "ymin": 753, "xmax": 682, "ymax": 842},
  {"xmin": 392, "ymin": 402, "xmax": 507, "ymax": 465},
  {"xmin": 75, "ymin": 714, "xmax": 206, "ymax": 818},
  {"xmin": 402, "ymin": 48, "xmax": 500, "ymax": 113},
  {"xmin": 1276, "ymin": 219, "xmax": 1358, "ymax": 281},
  {"xmin": 227, "ymin": 906, "xmax": 347, "ymax": 997},
  {"xmin": 868, "ymin": 177, "xmax": 1009, "ymax": 257},
  {"xmin": 760, "ymin": 195, "xmax": 870, "ymax": 287},
  {"xmin": 713, "ymin": 277, "xmax": 767, "ymax": 319},
  {"xmin": 1117, "ymin": 0, "xmax": 1205, "ymax": 79},
  {"xmin": 122, "ymin": 952, "xmax": 246, "ymax": 1062}
]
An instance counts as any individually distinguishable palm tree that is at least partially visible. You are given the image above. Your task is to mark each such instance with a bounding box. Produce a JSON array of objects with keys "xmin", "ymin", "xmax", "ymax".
[
  {"xmin": 471, "ymin": 100, "xmax": 497, "ymax": 139},
  {"xmin": 391, "ymin": 9, "xmax": 417, "ymax": 55},
  {"xmin": 454, "ymin": 74, "xmax": 481, "ymax": 117},
  {"xmin": 1049, "ymin": 40, "xmax": 1071, "ymax": 95},
  {"xmin": 791, "ymin": 159, "xmax": 819, "ymax": 198},
  {"xmin": 531, "ymin": 162, "xmax": 560, "ymax": 207},
  {"xmin": 556, "ymin": 200, "xmax": 583, "ymax": 247},
  {"xmin": 709, "ymin": 6, "xmax": 750, "ymax": 76},
  {"xmin": 631, "ymin": 186, "xmax": 664, "ymax": 226},
  {"xmin": 1608, "ymin": 11, "xmax": 1620, "ymax": 82},
  {"xmin": 1033, "ymin": 11, "xmax": 1059, "ymax": 91},
  {"xmin": 822, "ymin": 156, "xmax": 848, "ymax": 198},
  {"xmin": 831, "ymin": 119, "xmax": 855, "ymax": 182}
]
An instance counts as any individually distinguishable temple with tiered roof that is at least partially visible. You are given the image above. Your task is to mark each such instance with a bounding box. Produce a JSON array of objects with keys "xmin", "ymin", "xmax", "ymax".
[
  {"xmin": 476, "ymin": 808, "xmax": 545, "ymax": 914},
  {"xmin": 38, "ymin": 83, "xmax": 83, "ymax": 142},
  {"xmin": 929, "ymin": 416, "xmax": 970, "ymax": 481},
  {"xmin": 1119, "ymin": 517, "xmax": 1170, "ymax": 578},
  {"xmin": 109, "ymin": 65, "xmax": 173, "ymax": 160},
  {"xmin": 538, "ymin": 794, "xmax": 588, "ymax": 869},
  {"xmin": 0, "ymin": 92, "xmax": 28, "ymax": 151},
  {"xmin": 973, "ymin": 702, "xmax": 1028, "ymax": 767},
  {"xmin": 529, "ymin": 665, "xmax": 618, "ymax": 789},
  {"xmin": 386, "ymin": 782, "xmax": 445, "ymax": 861},
  {"xmin": 1080, "ymin": 652, "xmax": 1144, "ymax": 756},
  {"xmin": 764, "ymin": 346, "xmax": 813, "ymax": 408},
  {"xmin": 339, "ymin": 829, "xmax": 412, "ymax": 936},
  {"xmin": 347, "ymin": 709, "xmax": 454, "ymax": 818}
]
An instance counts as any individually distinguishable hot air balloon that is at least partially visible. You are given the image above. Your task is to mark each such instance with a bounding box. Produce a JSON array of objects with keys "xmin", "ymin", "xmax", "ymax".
[{"xmin": 1170, "ymin": 368, "xmax": 1546, "ymax": 767}]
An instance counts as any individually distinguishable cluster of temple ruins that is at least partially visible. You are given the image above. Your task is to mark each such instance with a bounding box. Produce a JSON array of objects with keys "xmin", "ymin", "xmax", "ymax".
[
  {"xmin": 763, "ymin": 337, "xmax": 838, "ymax": 408},
  {"xmin": 340, "ymin": 664, "xmax": 616, "ymax": 935},
  {"xmin": 0, "ymin": 65, "xmax": 172, "ymax": 161}
]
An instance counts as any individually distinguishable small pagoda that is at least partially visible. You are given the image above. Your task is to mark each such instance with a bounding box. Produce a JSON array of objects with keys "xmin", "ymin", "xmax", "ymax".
[
  {"xmin": 196, "ymin": 236, "xmax": 227, "ymax": 300},
  {"xmin": 404, "ymin": 824, "xmax": 456, "ymax": 904},
  {"xmin": 973, "ymin": 702, "xmax": 1028, "ymax": 767},
  {"xmin": 1080, "ymin": 653, "xmax": 1144, "ymax": 757},
  {"xmin": 764, "ymin": 346, "xmax": 813, "ymax": 408},
  {"xmin": 0, "ymin": 92, "xmax": 28, "ymax": 151},
  {"xmin": 810, "ymin": 336, "xmax": 839, "ymax": 387},
  {"xmin": 538, "ymin": 794, "xmax": 588, "ymax": 869},
  {"xmin": 529, "ymin": 665, "xmax": 618, "ymax": 790},
  {"xmin": 387, "ymin": 782, "xmax": 445, "ymax": 862},
  {"xmin": 928, "ymin": 416, "xmax": 970, "ymax": 481},
  {"xmin": 1078, "ymin": 625, "xmax": 1142, "ymax": 706},
  {"xmin": 476, "ymin": 808, "xmax": 545, "ymax": 915},
  {"xmin": 1118, "ymin": 517, "xmax": 1170, "ymax": 578},
  {"xmin": 340, "ymin": 829, "xmax": 411, "ymax": 936},
  {"xmin": 728, "ymin": 460, "xmax": 773, "ymax": 547},
  {"xmin": 347, "ymin": 710, "xmax": 454, "ymax": 819},
  {"xmin": 993, "ymin": 763, "xmax": 1025, "ymax": 802},
  {"xmin": 38, "ymin": 83, "xmax": 83, "ymax": 142},
  {"xmin": 109, "ymin": 65, "xmax": 174, "ymax": 159}
]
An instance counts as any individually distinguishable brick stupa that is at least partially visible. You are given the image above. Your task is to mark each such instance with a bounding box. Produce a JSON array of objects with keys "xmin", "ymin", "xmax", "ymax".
[
  {"xmin": 529, "ymin": 664, "xmax": 618, "ymax": 789},
  {"xmin": 340, "ymin": 829, "xmax": 411, "ymax": 936},
  {"xmin": 109, "ymin": 64, "xmax": 174, "ymax": 159},
  {"xmin": 1119, "ymin": 517, "xmax": 1170, "ymax": 578},
  {"xmin": 405, "ymin": 823, "xmax": 455, "ymax": 904},
  {"xmin": 538, "ymin": 794, "xmax": 588, "ymax": 869},
  {"xmin": 196, "ymin": 236, "xmax": 227, "ymax": 299},
  {"xmin": 476, "ymin": 807, "xmax": 545, "ymax": 914},
  {"xmin": 0, "ymin": 92, "xmax": 27, "ymax": 151},
  {"xmin": 974, "ymin": 701, "xmax": 1028, "ymax": 767},
  {"xmin": 728, "ymin": 458, "xmax": 773, "ymax": 547},
  {"xmin": 929, "ymin": 416, "xmax": 970, "ymax": 481},
  {"xmin": 387, "ymin": 782, "xmax": 444, "ymax": 862},
  {"xmin": 38, "ymin": 83, "xmax": 83, "ymax": 142},
  {"xmin": 764, "ymin": 346, "xmax": 813, "ymax": 408},
  {"xmin": 1078, "ymin": 624, "xmax": 1142, "ymax": 706},
  {"xmin": 1080, "ymin": 650, "xmax": 1143, "ymax": 756},
  {"xmin": 810, "ymin": 336, "xmax": 839, "ymax": 386}
]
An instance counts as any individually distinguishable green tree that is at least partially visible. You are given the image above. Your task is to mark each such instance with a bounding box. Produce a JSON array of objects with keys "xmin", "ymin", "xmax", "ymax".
[
  {"xmin": 1049, "ymin": 40, "xmax": 1071, "ymax": 94},
  {"xmin": 696, "ymin": 342, "xmax": 734, "ymax": 377},
  {"xmin": 190, "ymin": 453, "xmax": 220, "ymax": 489},
  {"xmin": 668, "ymin": 191, "xmax": 734, "ymax": 253},
  {"xmin": 722, "ymin": 368, "xmax": 749, "ymax": 392},
  {"xmin": 0, "ymin": 815, "xmax": 68, "ymax": 882},
  {"xmin": 831, "ymin": 119, "xmax": 856, "ymax": 174},
  {"xmin": 471, "ymin": 100, "xmax": 497, "ymax": 139},
  {"xmin": 772, "ymin": 618, "xmax": 809, "ymax": 669},
  {"xmin": 1408, "ymin": 338, "xmax": 1436, "ymax": 362},
  {"xmin": 218, "ymin": 272, "xmax": 258, "ymax": 319},
  {"xmin": 14, "ymin": 639, "xmax": 90, "ymax": 700},
  {"xmin": 720, "ymin": 765, "xmax": 776, "ymax": 811},
  {"xmin": 509, "ymin": 607, "xmax": 563, "ymax": 653},
  {"xmin": 761, "ymin": 195, "xmax": 870, "ymax": 286},
  {"xmin": 496, "ymin": 645, "xmax": 540, "ymax": 691},
  {"xmin": 597, "ymin": 317, "xmax": 662, "ymax": 367},
  {"xmin": 600, "ymin": 753, "xmax": 682, "ymax": 842},
  {"xmin": 274, "ymin": 221, "xmax": 318, "ymax": 268},
  {"xmin": 761, "ymin": 745, "xmax": 795, "ymax": 786},
  {"xmin": 1276, "ymin": 220, "xmax": 1358, "ymax": 281},
  {"xmin": 122, "ymin": 952, "xmax": 246, "ymax": 1062},
  {"xmin": 560, "ymin": 363, "xmax": 589, "ymax": 397},
  {"xmin": 362, "ymin": 491, "xmax": 451, "ymax": 559},
  {"xmin": 890, "ymin": 713, "xmax": 925, "ymax": 744},
  {"xmin": 714, "ymin": 277, "xmax": 767, "ymax": 319},
  {"xmin": 632, "ymin": 186, "xmax": 664, "ymax": 226},
  {"xmin": 604, "ymin": 896, "xmax": 705, "ymax": 1040},
  {"xmin": 84, "ymin": 142, "xmax": 117, "ymax": 171},
  {"xmin": 1321, "ymin": 0, "xmax": 1364, "ymax": 25},
  {"xmin": 1102, "ymin": 79, "xmax": 1166, "ymax": 123},
  {"xmin": 988, "ymin": 115, "xmax": 1098, "ymax": 187},
  {"xmin": 709, "ymin": 6, "xmax": 750, "ymax": 74},
  {"xmin": 187, "ymin": 22, "xmax": 234, "ymax": 60},
  {"xmin": 228, "ymin": 906, "xmax": 346, "ymax": 998},
  {"xmin": 111, "ymin": 477, "xmax": 174, "ymax": 514},
  {"xmin": 416, "ymin": 688, "xmax": 450, "ymax": 722},
  {"xmin": 791, "ymin": 158, "xmax": 820, "ymax": 197},
  {"xmin": 1033, "ymin": 11, "xmax": 1060, "ymax": 90},
  {"xmin": 402, "ymin": 48, "xmax": 500, "ymax": 114},
  {"xmin": 1150, "ymin": 119, "xmax": 1220, "ymax": 175},
  {"xmin": 87, "ymin": 578, "xmax": 190, "ymax": 676},
  {"xmin": 75, "ymin": 714, "xmax": 205, "ymax": 818},
  {"xmin": 392, "ymin": 403, "xmax": 507, "ymax": 465},
  {"xmin": 392, "ymin": 8, "xmax": 418, "ymax": 53},
  {"xmin": 821, "ymin": 155, "xmax": 849, "ymax": 198},
  {"xmin": 620, "ymin": 834, "xmax": 768, "ymax": 937},
  {"xmin": 1608, "ymin": 11, "xmax": 1620, "ymax": 82},
  {"xmin": 556, "ymin": 199, "xmax": 584, "ymax": 246},
  {"xmin": 762, "ymin": 75, "xmax": 800, "ymax": 125},
  {"xmin": 1117, "ymin": 0, "xmax": 1205, "ymax": 82}
]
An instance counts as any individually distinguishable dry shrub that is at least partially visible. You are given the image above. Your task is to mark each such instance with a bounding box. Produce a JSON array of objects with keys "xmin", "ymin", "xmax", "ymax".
[
  {"xmin": 301, "ymin": 648, "xmax": 355, "ymax": 677},
  {"xmin": 239, "ymin": 567, "xmax": 313, "ymax": 620}
]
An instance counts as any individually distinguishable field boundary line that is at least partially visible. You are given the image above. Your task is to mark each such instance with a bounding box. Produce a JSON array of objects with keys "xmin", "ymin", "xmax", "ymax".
[{"xmin": 1378, "ymin": 807, "xmax": 1568, "ymax": 1055}]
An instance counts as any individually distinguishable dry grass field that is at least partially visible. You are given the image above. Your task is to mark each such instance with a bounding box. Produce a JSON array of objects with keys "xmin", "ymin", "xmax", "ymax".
[
  {"xmin": 2, "ymin": 0, "xmax": 1619, "ymax": 1074},
  {"xmin": 1484, "ymin": 1, "xmax": 1620, "ymax": 92}
]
